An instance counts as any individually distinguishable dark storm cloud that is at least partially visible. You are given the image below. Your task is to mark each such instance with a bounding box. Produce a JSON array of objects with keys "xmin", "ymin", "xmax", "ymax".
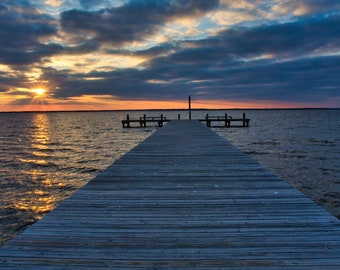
[
  {"xmin": 0, "ymin": 2, "xmax": 61, "ymax": 66},
  {"xmin": 61, "ymin": 0, "xmax": 219, "ymax": 46}
]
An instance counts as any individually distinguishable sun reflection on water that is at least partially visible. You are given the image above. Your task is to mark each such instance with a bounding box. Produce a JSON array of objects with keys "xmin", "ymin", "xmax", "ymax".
[
  {"xmin": 14, "ymin": 114, "xmax": 58, "ymax": 217},
  {"xmin": 14, "ymin": 195, "xmax": 56, "ymax": 218},
  {"xmin": 31, "ymin": 113, "xmax": 51, "ymax": 144}
]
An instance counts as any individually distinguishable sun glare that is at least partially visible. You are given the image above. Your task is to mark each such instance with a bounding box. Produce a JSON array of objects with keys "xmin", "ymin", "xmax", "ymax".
[{"xmin": 32, "ymin": 88, "xmax": 46, "ymax": 96}]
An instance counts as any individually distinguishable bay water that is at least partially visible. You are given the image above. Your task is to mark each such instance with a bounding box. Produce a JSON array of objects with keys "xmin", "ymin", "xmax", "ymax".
[{"xmin": 0, "ymin": 109, "xmax": 339, "ymax": 246}]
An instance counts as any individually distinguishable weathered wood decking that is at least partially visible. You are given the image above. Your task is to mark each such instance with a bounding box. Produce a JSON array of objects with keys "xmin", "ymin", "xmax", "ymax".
[{"xmin": 0, "ymin": 120, "xmax": 339, "ymax": 268}]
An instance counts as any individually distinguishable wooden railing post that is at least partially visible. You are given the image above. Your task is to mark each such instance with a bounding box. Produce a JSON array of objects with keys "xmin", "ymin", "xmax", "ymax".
[
  {"xmin": 206, "ymin": 114, "xmax": 210, "ymax": 127},
  {"xmin": 127, "ymin": 114, "xmax": 130, "ymax": 128},
  {"xmin": 143, "ymin": 114, "xmax": 147, "ymax": 127},
  {"xmin": 158, "ymin": 114, "xmax": 164, "ymax": 127}
]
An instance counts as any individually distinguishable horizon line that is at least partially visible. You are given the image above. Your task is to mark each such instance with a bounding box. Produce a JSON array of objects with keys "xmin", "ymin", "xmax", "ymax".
[{"xmin": 1, "ymin": 107, "xmax": 339, "ymax": 113}]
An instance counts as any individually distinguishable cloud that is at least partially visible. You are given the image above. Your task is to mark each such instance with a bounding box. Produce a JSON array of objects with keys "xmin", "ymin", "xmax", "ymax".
[
  {"xmin": 0, "ymin": 0, "xmax": 339, "ymax": 109},
  {"xmin": 215, "ymin": 14, "xmax": 340, "ymax": 59},
  {"xmin": 44, "ymin": 0, "xmax": 64, "ymax": 8},
  {"xmin": 60, "ymin": 0, "xmax": 219, "ymax": 47},
  {"xmin": 0, "ymin": 74, "xmax": 23, "ymax": 93},
  {"xmin": 79, "ymin": 0, "xmax": 113, "ymax": 10},
  {"xmin": 0, "ymin": 2, "xmax": 61, "ymax": 66},
  {"xmin": 48, "ymin": 12, "xmax": 340, "ymax": 105},
  {"xmin": 272, "ymin": 0, "xmax": 340, "ymax": 16},
  {"xmin": 45, "ymin": 49, "xmax": 340, "ymax": 104}
]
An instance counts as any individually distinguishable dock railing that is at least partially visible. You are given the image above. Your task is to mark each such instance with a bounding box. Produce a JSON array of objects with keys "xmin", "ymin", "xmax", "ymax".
[
  {"xmin": 122, "ymin": 114, "xmax": 168, "ymax": 128},
  {"xmin": 199, "ymin": 113, "xmax": 250, "ymax": 127},
  {"xmin": 122, "ymin": 113, "xmax": 250, "ymax": 128}
]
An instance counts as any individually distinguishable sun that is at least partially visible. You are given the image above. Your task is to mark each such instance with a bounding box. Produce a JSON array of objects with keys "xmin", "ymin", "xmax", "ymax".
[{"xmin": 32, "ymin": 88, "xmax": 46, "ymax": 97}]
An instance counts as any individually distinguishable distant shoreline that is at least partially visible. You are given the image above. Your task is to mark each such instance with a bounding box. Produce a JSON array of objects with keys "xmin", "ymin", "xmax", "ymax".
[{"xmin": 1, "ymin": 108, "xmax": 339, "ymax": 114}]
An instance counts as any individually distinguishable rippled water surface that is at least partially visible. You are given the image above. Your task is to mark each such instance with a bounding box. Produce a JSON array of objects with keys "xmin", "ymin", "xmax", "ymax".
[
  {"xmin": 0, "ymin": 111, "xmax": 154, "ymax": 246},
  {"xmin": 0, "ymin": 109, "xmax": 339, "ymax": 246},
  {"xmin": 214, "ymin": 109, "xmax": 340, "ymax": 219}
]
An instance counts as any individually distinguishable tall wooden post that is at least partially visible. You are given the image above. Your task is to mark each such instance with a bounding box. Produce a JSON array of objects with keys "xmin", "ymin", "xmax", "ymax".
[
  {"xmin": 126, "ymin": 114, "xmax": 130, "ymax": 128},
  {"xmin": 143, "ymin": 114, "xmax": 146, "ymax": 127},
  {"xmin": 188, "ymin": 95, "xmax": 192, "ymax": 120}
]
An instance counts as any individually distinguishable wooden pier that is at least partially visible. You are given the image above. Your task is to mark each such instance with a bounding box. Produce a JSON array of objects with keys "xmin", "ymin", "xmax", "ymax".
[
  {"xmin": 0, "ymin": 120, "xmax": 339, "ymax": 268},
  {"xmin": 199, "ymin": 113, "xmax": 250, "ymax": 127},
  {"xmin": 122, "ymin": 113, "xmax": 250, "ymax": 128},
  {"xmin": 122, "ymin": 114, "xmax": 169, "ymax": 128}
]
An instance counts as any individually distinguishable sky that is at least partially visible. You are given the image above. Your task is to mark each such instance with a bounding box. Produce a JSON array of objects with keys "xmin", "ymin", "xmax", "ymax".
[{"xmin": 0, "ymin": 0, "xmax": 339, "ymax": 111}]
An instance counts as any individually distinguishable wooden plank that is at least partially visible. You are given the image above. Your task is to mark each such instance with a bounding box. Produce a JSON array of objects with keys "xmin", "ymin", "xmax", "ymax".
[{"xmin": 0, "ymin": 120, "xmax": 339, "ymax": 268}]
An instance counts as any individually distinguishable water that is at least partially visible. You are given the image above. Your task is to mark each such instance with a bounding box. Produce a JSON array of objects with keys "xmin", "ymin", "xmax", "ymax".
[
  {"xmin": 214, "ymin": 109, "xmax": 340, "ymax": 219},
  {"xmin": 0, "ymin": 109, "xmax": 339, "ymax": 246},
  {"xmin": 0, "ymin": 111, "xmax": 154, "ymax": 246}
]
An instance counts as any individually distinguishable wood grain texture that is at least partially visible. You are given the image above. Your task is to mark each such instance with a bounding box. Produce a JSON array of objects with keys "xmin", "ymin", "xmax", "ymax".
[{"xmin": 0, "ymin": 120, "xmax": 339, "ymax": 268}]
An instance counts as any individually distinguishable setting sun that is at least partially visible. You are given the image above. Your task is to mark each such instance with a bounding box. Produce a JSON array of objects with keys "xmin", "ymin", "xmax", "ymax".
[{"xmin": 32, "ymin": 88, "xmax": 46, "ymax": 96}]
